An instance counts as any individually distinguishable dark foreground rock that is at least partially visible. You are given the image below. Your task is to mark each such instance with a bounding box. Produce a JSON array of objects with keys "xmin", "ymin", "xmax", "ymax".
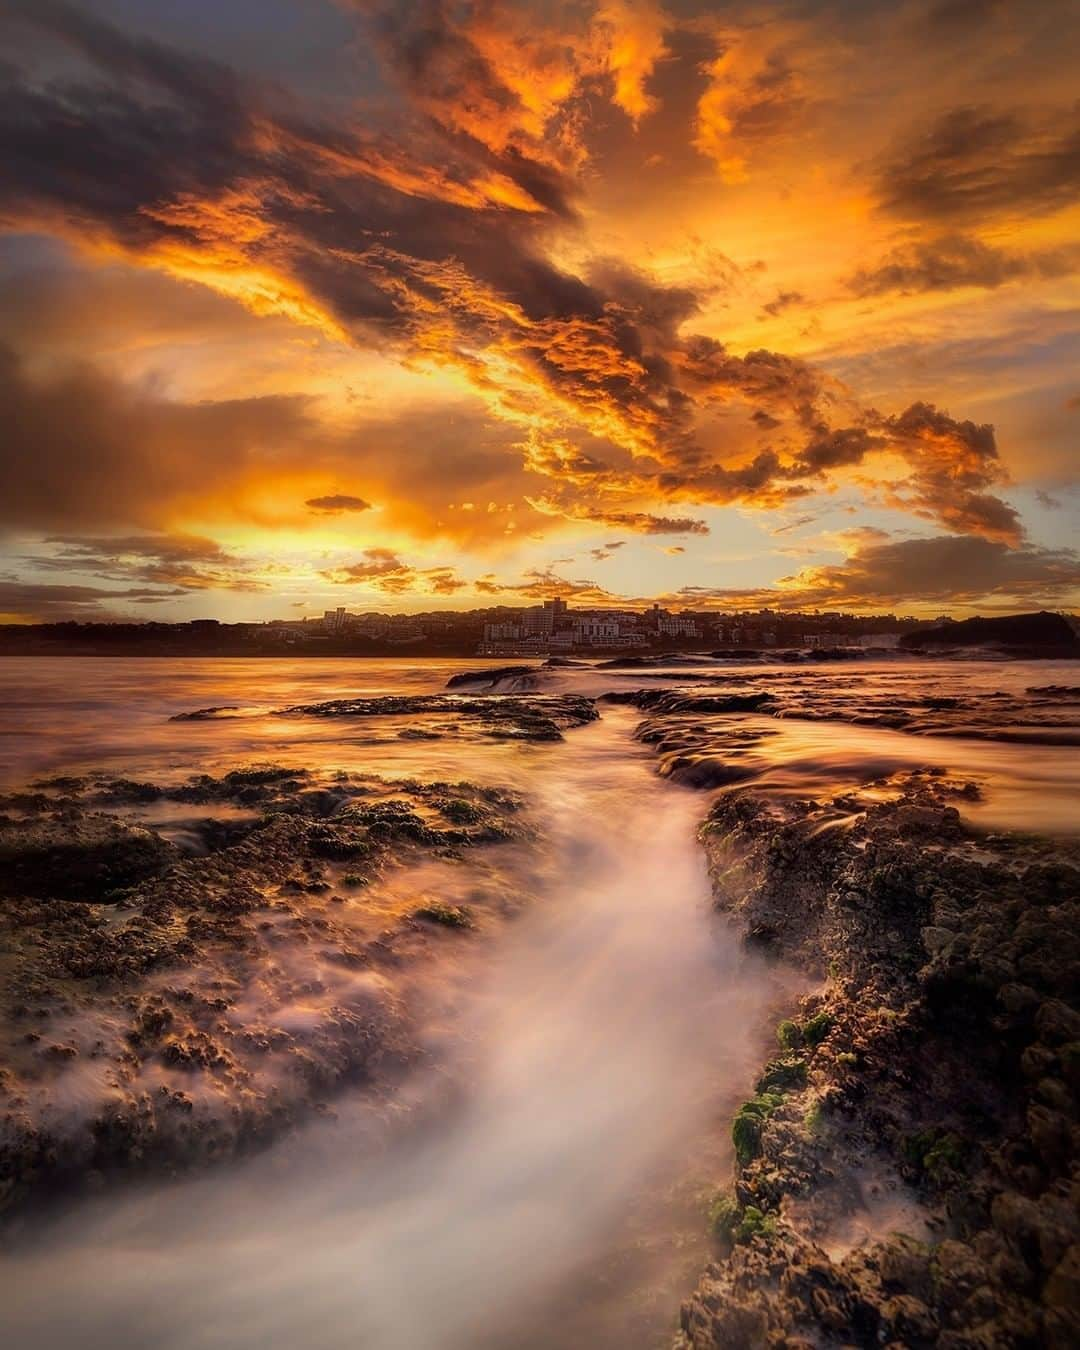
[
  {"xmin": 0, "ymin": 765, "xmax": 526, "ymax": 1216},
  {"xmin": 676, "ymin": 773, "xmax": 1080, "ymax": 1350},
  {"xmin": 0, "ymin": 815, "xmax": 178, "ymax": 900}
]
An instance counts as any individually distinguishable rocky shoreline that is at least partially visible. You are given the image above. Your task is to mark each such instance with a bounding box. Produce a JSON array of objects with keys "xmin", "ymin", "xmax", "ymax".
[
  {"xmin": 0, "ymin": 760, "xmax": 528, "ymax": 1217},
  {"xmin": 675, "ymin": 770, "xmax": 1079, "ymax": 1350},
  {"xmin": 2, "ymin": 667, "xmax": 1077, "ymax": 1350},
  {"xmin": 0, "ymin": 685, "xmax": 599, "ymax": 1219}
]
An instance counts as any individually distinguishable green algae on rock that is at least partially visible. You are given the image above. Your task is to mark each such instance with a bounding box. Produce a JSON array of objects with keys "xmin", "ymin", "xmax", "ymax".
[{"xmin": 676, "ymin": 771, "xmax": 1080, "ymax": 1350}]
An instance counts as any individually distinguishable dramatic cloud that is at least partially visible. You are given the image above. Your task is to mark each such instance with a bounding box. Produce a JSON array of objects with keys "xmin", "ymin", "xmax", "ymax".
[
  {"xmin": 776, "ymin": 534, "xmax": 1080, "ymax": 610},
  {"xmin": 0, "ymin": 1, "xmax": 930, "ymax": 540},
  {"xmin": 0, "ymin": 342, "xmax": 320, "ymax": 531},
  {"xmin": 0, "ymin": 0, "xmax": 1075, "ymax": 618},
  {"xmin": 694, "ymin": 24, "xmax": 811, "ymax": 182},
  {"xmin": 849, "ymin": 234, "xmax": 1080, "ymax": 296},
  {"xmin": 650, "ymin": 535, "xmax": 1080, "ymax": 614},
  {"xmin": 321, "ymin": 548, "xmax": 469, "ymax": 596},
  {"xmin": 789, "ymin": 402, "xmax": 1021, "ymax": 544},
  {"xmin": 874, "ymin": 402, "xmax": 1020, "ymax": 543},
  {"xmin": 356, "ymin": 0, "xmax": 670, "ymax": 177},
  {"xmin": 875, "ymin": 105, "xmax": 1080, "ymax": 223},
  {"xmin": 30, "ymin": 534, "xmax": 264, "ymax": 590}
]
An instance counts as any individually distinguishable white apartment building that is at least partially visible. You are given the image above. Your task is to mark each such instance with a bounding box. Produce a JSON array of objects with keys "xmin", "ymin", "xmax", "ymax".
[
  {"xmin": 657, "ymin": 615, "xmax": 700, "ymax": 638},
  {"xmin": 573, "ymin": 616, "xmax": 621, "ymax": 644},
  {"xmin": 483, "ymin": 621, "xmax": 525, "ymax": 642}
]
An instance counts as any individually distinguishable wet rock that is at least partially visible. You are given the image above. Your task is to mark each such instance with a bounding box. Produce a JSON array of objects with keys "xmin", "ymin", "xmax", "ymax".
[
  {"xmin": 879, "ymin": 1292, "xmax": 938, "ymax": 1343},
  {"xmin": 445, "ymin": 665, "xmax": 538, "ymax": 688},
  {"xmin": 0, "ymin": 759, "xmax": 525, "ymax": 1214},
  {"xmin": 922, "ymin": 925, "xmax": 955, "ymax": 955},
  {"xmin": 169, "ymin": 706, "xmax": 242, "ymax": 721},
  {"xmin": 1036, "ymin": 1000, "xmax": 1080, "ymax": 1046},
  {"xmin": 0, "ymin": 815, "xmax": 177, "ymax": 899},
  {"xmin": 1044, "ymin": 1242, "xmax": 1080, "ymax": 1312},
  {"xmin": 272, "ymin": 692, "xmax": 599, "ymax": 741},
  {"xmin": 660, "ymin": 757, "xmax": 759, "ymax": 789},
  {"xmin": 678, "ymin": 759, "xmax": 1079, "ymax": 1350},
  {"xmin": 413, "ymin": 902, "xmax": 474, "ymax": 929},
  {"xmin": 880, "ymin": 1234, "xmax": 933, "ymax": 1296},
  {"xmin": 932, "ymin": 1240, "xmax": 989, "ymax": 1309}
]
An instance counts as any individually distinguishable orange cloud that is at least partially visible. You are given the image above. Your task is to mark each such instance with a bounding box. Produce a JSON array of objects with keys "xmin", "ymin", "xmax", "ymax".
[
  {"xmin": 2, "ymin": 0, "xmax": 1074, "ymax": 614},
  {"xmin": 593, "ymin": 0, "xmax": 670, "ymax": 124},
  {"xmin": 693, "ymin": 23, "xmax": 813, "ymax": 183}
]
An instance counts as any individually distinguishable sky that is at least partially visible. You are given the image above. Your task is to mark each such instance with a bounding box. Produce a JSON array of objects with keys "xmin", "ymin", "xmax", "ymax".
[{"xmin": 1, "ymin": 0, "xmax": 1078, "ymax": 622}]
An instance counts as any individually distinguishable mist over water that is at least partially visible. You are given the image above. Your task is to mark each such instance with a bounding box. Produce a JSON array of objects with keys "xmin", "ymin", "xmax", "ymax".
[
  {"xmin": 1, "ymin": 705, "xmax": 776, "ymax": 1350},
  {"xmin": 2, "ymin": 656, "xmax": 1077, "ymax": 1348}
]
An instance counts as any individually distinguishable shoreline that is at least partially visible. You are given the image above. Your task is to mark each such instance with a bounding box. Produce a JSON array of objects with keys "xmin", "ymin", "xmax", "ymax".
[
  {"xmin": 1, "ymin": 662, "xmax": 1077, "ymax": 1348},
  {"xmin": 676, "ymin": 771, "xmax": 1079, "ymax": 1349},
  {"xmin": 0, "ymin": 647, "xmax": 1075, "ymax": 664}
]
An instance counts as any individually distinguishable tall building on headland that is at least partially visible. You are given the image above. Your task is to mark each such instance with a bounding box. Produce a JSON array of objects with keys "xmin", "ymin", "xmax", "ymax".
[{"xmin": 522, "ymin": 597, "xmax": 567, "ymax": 635}]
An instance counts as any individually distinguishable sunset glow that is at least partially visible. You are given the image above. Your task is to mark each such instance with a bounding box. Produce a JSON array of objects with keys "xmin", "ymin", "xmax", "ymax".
[{"xmin": 2, "ymin": 0, "xmax": 1077, "ymax": 622}]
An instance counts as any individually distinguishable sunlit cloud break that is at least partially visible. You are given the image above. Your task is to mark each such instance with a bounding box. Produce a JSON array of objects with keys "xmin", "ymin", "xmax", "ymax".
[{"xmin": 0, "ymin": 0, "xmax": 1077, "ymax": 621}]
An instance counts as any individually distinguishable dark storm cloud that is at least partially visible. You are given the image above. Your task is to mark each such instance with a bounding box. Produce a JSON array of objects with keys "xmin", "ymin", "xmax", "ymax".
[
  {"xmin": 655, "ymin": 448, "xmax": 791, "ymax": 503},
  {"xmin": 794, "ymin": 426, "xmax": 881, "ymax": 473},
  {"xmin": 0, "ymin": 0, "xmax": 254, "ymax": 245},
  {"xmin": 0, "ymin": 0, "xmax": 843, "ymax": 502},
  {"xmin": 0, "ymin": 0, "xmax": 694, "ymax": 492},
  {"xmin": 849, "ymin": 234, "xmax": 1080, "ymax": 296},
  {"xmin": 585, "ymin": 259, "xmax": 702, "ymax": 340},
  {"xmin": 675, "ymin": 337, "xmax": 823, "ymax": 420},
  {"xmin": 0, "ymin": 0, "xmax": 571, "ymax": 272},
  {"xmin": 875, "ymin": 105, "xmax": 1080, "ymax": 222}
]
